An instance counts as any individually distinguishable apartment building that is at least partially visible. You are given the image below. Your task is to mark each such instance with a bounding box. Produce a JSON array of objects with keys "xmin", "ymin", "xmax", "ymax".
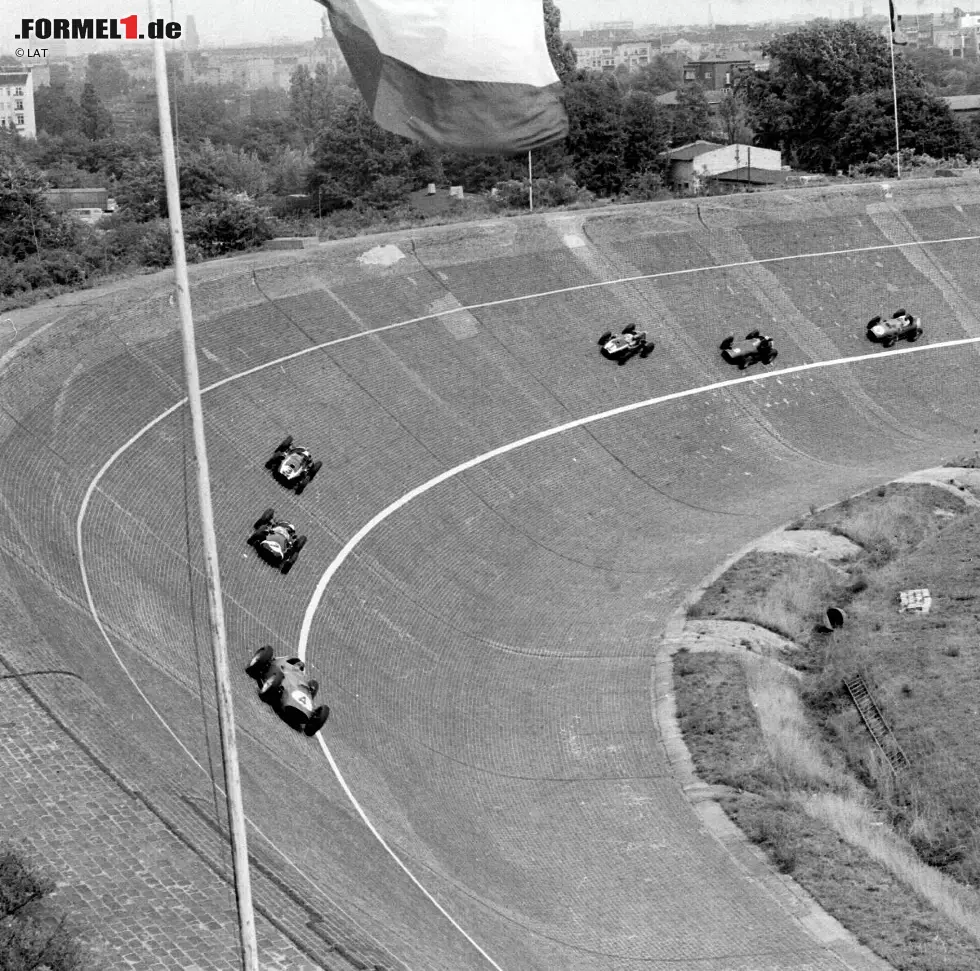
[{"xmin": 0, "ymin": 70, "xmax": 35, "ymax": 138}]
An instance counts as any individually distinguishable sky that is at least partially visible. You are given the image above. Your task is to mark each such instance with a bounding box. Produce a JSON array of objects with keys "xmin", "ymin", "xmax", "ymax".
[{"xmin": 2, "ymin": 0, "xmax": 930, "ymax": 51}]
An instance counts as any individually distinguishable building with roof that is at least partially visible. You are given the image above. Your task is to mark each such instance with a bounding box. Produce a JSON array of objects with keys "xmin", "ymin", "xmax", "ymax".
[
  {"xmin": 0, "ymin": 70, "xmax": 35, "ymax": 138},
  {"xmin": 662, "ymin": 141, "xmax": 783, "ymax": 191},
  {"xmin": 683, "ymin": 54, "xmax": 752, "ymax": 90},
  {"xmin": 943, "ymin": 94, "xmax": 980, "ymax": 119}
]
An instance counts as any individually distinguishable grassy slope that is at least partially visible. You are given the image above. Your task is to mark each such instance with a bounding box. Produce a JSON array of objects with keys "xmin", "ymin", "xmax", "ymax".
[{"xmin": 674, "ymin": 481, "xmax": 980, "ymax": 969}]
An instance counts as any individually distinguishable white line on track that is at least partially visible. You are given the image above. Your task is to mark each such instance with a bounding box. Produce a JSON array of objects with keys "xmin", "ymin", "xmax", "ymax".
[{"xmin": 75, "ymin": 232, "xmax": 980, "ymax": 970}]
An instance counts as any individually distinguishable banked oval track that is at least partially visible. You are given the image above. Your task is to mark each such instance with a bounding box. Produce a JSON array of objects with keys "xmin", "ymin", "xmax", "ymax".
[{"xmin": 4, "ymin": 180, "xmax": 980, "ymax": 971}]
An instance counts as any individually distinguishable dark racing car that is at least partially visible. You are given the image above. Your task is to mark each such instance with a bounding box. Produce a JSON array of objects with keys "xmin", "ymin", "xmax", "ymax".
[
  {"xmin": 866, "ymin": 309, "xmax": 923, "ymax": 348},
  {"xmin": 247, "ymin": 508, "xmax": 306, "ymax": 574},
  {"xmin": 720, "ymin": 331, "xmax": 778, "ymax": 370},
  {"xmin": 597, "ymin": 324, "xmax": 655, "ymax": 365},
  {"xmin": 265, "ymin": 436, "xmax": 322, "ymax": 494},
  {"xmin": 245, "ymin": 646, "xmax": 329, "ymax": 736}
]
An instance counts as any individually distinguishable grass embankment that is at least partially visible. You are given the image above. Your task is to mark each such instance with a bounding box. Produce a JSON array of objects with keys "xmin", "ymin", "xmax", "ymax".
[{"xmin": 675, "ymin": 482, "xmax": 980, "ymax": 970}]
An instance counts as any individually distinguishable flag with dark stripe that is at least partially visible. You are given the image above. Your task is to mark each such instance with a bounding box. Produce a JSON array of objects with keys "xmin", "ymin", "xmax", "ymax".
[{"xmin": 316, "ymin": 0, "xmax": 569, "ymax": 154}]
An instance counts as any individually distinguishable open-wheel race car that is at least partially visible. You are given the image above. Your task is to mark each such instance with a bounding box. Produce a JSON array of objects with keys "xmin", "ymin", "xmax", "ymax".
[
  {"xmin": 866, "ymin": 309, "xmax": 922, "ymax": 348},
  {"xmin": 597, "ymin": 324, "xmax": 655, "ymax": 365},
  {"xmin": 245, "ymin": 646, "xmax": 330, "ymax": 736},
  {"xmin": 265, "ymin": 436, "xmax": 322, "ymax": 494},
  {"xmin": 720, "ymin": 331, "xmax": 778, "ymax": 370},
  {"xmin": 247, "ymin": 508, "xmax": 307, "ymax": 574}
]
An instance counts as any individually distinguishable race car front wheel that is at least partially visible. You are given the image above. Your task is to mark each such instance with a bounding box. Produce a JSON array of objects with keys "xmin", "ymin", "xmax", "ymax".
[{"xmin": 246, "ymin": 645, "xmax": 274, "ymax": 679}]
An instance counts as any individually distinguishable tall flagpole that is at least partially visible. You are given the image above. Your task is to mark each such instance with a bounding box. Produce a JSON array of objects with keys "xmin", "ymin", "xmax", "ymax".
[
  {"xmin": 888, "ymin": 0, "xmax": 902, "ymax": 178},
  {"xmin": 528, "ymin": 150, "xmax": 534, "ymax": 211},
  {"xmin": 149, "ymin": 4, "xmax": 259, "ymax": 969}
]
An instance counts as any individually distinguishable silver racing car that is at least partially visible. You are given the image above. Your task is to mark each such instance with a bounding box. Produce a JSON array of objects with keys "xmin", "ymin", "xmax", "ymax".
[
  {"xmin": 265, "ymin": 436, "xmax": 322, "ymax": 494},
  {"xmin": 247, "ymin": 508, "xmax": 307, "ymax": 574},
  {"xmin": 866, "ymin": 309, "xmax": 922, "ymax": 348}
]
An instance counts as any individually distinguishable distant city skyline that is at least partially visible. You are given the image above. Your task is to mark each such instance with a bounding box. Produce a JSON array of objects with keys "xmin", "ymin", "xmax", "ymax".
[{"xmin": 1, "ymin": 0, "xmax": 936, "ymax": 55}]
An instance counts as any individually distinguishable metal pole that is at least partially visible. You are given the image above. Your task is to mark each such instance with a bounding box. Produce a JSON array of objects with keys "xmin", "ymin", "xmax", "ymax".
[
  {"xmin": 888, "ymin": 21, "xmax": 902, "ymax": 179},
  {"xmin": 528, "ymin": 150, "xmax": 533, "ymax": 212},
  {"xmin": 149, "ymin": 5, "xmax": 259, "ymax": 970}
]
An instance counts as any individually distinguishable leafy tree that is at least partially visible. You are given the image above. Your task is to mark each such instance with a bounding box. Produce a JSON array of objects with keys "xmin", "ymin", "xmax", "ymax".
[
  {"xmin": 743, "ymin": 20, "xmax": 940, "ymax": 171},
  {"xmin": 563, "ymin": 71, "xmax": 625, "ymax": 195},
  {"xmin": 79, "ymin": 83, "xmax": 113, "ymax": 140},
  {"xmin": 627, "ymin": 56, "xmax": 682, "ymax": 96},
  {"xmin": 34, "ymin": 84, "xmax": 81, "ymax": 138},
  {"xmin": 543, "ymin": 0, "xmax": 577, "ymax": 82},
  {"xmin": 289, "ymin": 66, "xmax": 341, "ymax": 144},
  {"xmin": 717, "ymin": 90, "xmax": 753, "ymax": 145},
  {"xmin": 622, "ymin": 91, "xmax": 672, "ymax": 175},
  {"xmin": 165, "ymin": 82, "xmax": 239, "ymax": 144},
  {"xmin": 85, "ymin": 53, "xmax": 130, "ymax": 98},
  {"xmin": 236, "ymin": 117, "xmax": 300, "ymax": 161},
  {"xmin": 308, "ymin": 97, "xmax": 417, "ymax": 210},
  {"xmin": 0, "ymin": 154, "xmax": 78, "ymax": 260},
  {"xmin": 672, "ymin": 84, "xmax": 712, "ymax": 146},
  {"xmin": 113, "ymin": 156, "xmax": 165, "ymax": 221},
  {"xmin": 832, "ymin": 83, "xmax": 969, "ymax": 165},
  {"xmin": 0, "ymin": 845, "xmax": 89, "ymax": 971}
]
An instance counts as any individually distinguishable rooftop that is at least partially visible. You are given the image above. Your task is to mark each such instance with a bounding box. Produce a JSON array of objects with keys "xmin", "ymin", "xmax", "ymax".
[{"xmin": 665, "ymin": 140, "xmax": 725, "ymax": 160}]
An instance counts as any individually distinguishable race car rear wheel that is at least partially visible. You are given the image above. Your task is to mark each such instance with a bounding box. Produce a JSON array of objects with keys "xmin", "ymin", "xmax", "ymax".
[
  {"xmin": 295, "ymin": 477, "xmax": 308, "ymax": 495},
  {"xmin": 275, "ymin": 436, "xmax": 293, "ymax": 452},
  {"xmin": 309, "ymin": 461, "xmax": 322, "ymax": 479},
  {"xmin": 246, "ymin": 645, "xmax": 274, "ymax": 679},
  {"xmin": 253, "ymin": 508, "xmax": 274, "ymax": 530},
  {"xmin": 258, "ymin": 670, "xmax": 284, "ymax": 702},
  {"xmin": 766, "ymin": 349, "xmax": 779, "ymax": 364},
  {"xmin": 305, "ymin": 705, "xmax": 330, "ymax": 736},
  {"xmin": 598, "ymin": 331, "xmax": 613, "ymax": 345},
  {"xmin": 640, "ymin": 343, "xmax": 654, "ymax": 358}
]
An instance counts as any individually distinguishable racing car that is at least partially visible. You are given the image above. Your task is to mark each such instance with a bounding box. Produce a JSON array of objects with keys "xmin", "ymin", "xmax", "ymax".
[
  {"xmin": 720, "ymin": 331, "xmax": 778, "ymax": 370},
  {"xmin": 866, "ymin": 309, "xmax": 923, "ymax": 348},
  {"xmin": 597, "ymin": 324, "xmax": 655, "ymax": 365},
  {"xmin": 247, "ymin": 508, "xmax": 307, "ymax": 574},
  {"xmin": 245, "ymin": 646, "xmax": 330, "ymax": 736},
  {"xmin": 265, "ymin": 436, "xmax": 322, "ymax": 495}
]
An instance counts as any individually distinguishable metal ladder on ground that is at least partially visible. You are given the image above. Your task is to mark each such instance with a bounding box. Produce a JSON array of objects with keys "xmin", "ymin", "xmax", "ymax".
[{"xmin": 843, "ymin": 674, "xmax": 910, "ymax": 773}]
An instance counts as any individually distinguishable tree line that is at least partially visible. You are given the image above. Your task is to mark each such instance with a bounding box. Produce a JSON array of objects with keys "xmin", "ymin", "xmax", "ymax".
[{"xmin": 2, "ymin": 7, "xmax": 979, "ymax": 308}]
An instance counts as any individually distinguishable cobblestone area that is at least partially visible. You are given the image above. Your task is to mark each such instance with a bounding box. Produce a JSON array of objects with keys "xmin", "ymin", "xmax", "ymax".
[{"xmin": 0, "ymin": 672, "xmax": 326, "ymax": 971}]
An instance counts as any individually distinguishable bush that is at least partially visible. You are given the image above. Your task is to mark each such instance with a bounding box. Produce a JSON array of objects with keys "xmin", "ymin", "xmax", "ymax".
[
  {"xmin": 489, "ymin": 175, "xmax": 584, "ymax": 211},
  {"xmin": 0, "ymin": 258, "xmax": 28, "ymax": 296},
  {"xmin": 0, "ymin": 844, "xmax": 90, "ymax": 971},
  {"xmin": 38, "ymin": 248, "xmax": 87, "ymax": 286},
  {"xmin": 620, "ymin": 171, "xmax": 672, "ymax": 201},
  {"xmin": 183, "ymin": 193, "xmax": 273, "ymax": 258}
]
